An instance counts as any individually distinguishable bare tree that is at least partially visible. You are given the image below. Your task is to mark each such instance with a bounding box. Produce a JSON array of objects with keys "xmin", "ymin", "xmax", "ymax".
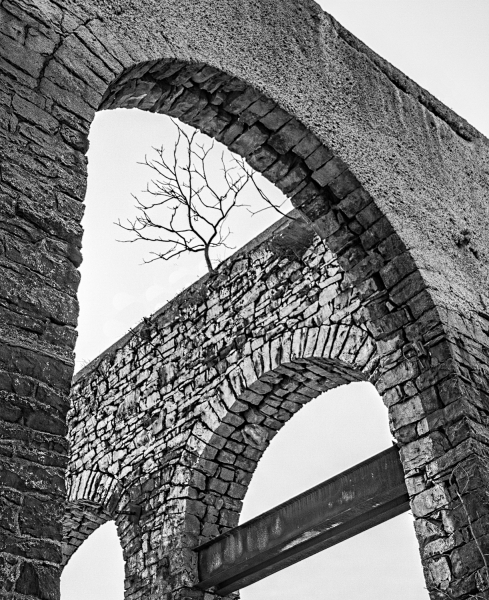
[{"xmin": 116, "ymin": 120, "xmax": 288, "ymax": 273}]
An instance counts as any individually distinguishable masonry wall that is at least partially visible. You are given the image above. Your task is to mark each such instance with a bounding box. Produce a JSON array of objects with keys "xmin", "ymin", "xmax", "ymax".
[
  {"xmin": 67, "ymin": 217, "xmax": 377, "ymax": 598},
  {"xmin": 0, "ymin": 0, "xmax": 488, "ymax": 598}
]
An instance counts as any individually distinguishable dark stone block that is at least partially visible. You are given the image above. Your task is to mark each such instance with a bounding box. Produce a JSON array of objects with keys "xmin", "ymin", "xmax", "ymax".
[
  {"xmin": 329, "ymin": 170, "xmax": 361, "ymax": 200},
  {"xmin": 229, "ymin": 124, "xmax": 269, "ymax": 158},
  {"xmin": 338, "ymin": 187, "xmax": 372, "ymax": 218},
  {"xmin": 240, "ymin": 96, "xmax": 276, "ymax": 126},
  {"xmin": 268, "ymin": 119, "xmax": 309, "ymax": 154},
  {"xmin": 263, "ymin": 153, "xmax": 296, "ymax": 183},
  {"xmin": 304, "ymin": 145, "xmax": 334, "ymax": 171},
  {"xmin": 380, "ymin": 252, "xmax": 417, "ymax": 289},
  {"xmin": 15, "ymin": 561, "xmax": 40, "ymax": 595},
  {"xmin": 19, "ymin": 496, "xmax": 62, "ymax": 540},
  {"xmin": 247, "ymin": 144, "xmax": 278, "ymax": 172},
  {"xmin": 360, "ymin": 217, "xmax": 395, "ymax": 250},
  {"xmin": 226, "ymin": 87, "xmax": 261, "ymax": 115},
  {"xmin": 0, "ymin": 395, "xmax": 22, "ymax": 422},
  {"xmin": 260, "ymin": 106, "xmax": 291, "ymax": 131}
]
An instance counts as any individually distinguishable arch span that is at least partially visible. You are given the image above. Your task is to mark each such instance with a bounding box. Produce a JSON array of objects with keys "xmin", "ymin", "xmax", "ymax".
[
  {"xmin": 0, "ymin": 1, "xmax": 488, "ymax": 598},
  {"xmin": 184, "ymin": 328, "xmax": 378, "ymax": 539},
  {"xmin": 61, "ymin": 519, "xmax": 125, "ymax": 598}
]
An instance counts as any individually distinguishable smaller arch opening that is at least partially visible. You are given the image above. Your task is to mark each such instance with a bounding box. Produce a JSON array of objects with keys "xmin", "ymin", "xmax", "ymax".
[
  {"xmin": 239, "ymin": 380, "xmax": 392, "ymax": 522},
  {"xmin": 237, "ymin": 380, "xmax": 427, "ymax": 600},
  {"xmin": 61, "ymin": 521, "xmax": 124, "ymax": 600}
]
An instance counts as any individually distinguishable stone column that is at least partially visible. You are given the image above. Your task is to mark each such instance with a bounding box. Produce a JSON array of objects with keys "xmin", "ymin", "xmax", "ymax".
[
  {"xmin": 0, "ymin": 1, "xmax": 94, "ymax": 595},
  {"xmin": 377, "ymin": 298, "xmax": 489, "ymax": 598}
]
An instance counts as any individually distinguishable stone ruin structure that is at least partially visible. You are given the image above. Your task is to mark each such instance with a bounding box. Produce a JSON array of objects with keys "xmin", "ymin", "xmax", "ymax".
[{"xmin": 0, "ymin": 0, "xmax": 488, "ymax": 598}]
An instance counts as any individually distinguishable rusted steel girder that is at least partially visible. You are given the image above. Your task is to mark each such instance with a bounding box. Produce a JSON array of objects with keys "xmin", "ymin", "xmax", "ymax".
[{"xmin": 194, "ymin": 446, "xmax": 409, "ymax": 595}]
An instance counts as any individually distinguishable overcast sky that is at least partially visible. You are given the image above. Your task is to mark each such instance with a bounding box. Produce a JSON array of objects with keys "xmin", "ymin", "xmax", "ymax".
[{"xmin": 61, "ymin": 1, "xmax": 489, "ymax": 598}]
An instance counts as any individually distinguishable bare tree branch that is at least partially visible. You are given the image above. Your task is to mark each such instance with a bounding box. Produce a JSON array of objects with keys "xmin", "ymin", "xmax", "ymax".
[{"xmin": 116, "ymin": 119, "xmax": 292, "ymax": 272}]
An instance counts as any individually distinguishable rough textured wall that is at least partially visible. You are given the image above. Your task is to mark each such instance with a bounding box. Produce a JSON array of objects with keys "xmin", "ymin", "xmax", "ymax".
[
  {"xmin": 0, "ymin": 0, "xmax": 488, "ymax": 599},
  {"xmin": 67, "ymin": 217, "xmax": 377, "ymax": 598},
  {"xmin": 85, "ymin": 0, "xmax": 489, "ymax": 317}
]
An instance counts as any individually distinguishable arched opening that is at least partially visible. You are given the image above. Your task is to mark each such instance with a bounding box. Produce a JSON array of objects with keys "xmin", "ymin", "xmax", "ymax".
[
  {"xmin": 239, "ymin": 381, "xmax": 427, "ymax": 599},
  {"xmin": 186, "ymin": 315, "xmax": 425, "ymax": 597},
  {"xmin": 75, "ymin": 106, "xmax": 291, "ymax": 369},
  {"xmin": 61, "ymin": 521, "xmax": 124, "ymax": 600},
  {"xmin": 69, "ymin": 56, "xmax": 442, "ymax": 599}
]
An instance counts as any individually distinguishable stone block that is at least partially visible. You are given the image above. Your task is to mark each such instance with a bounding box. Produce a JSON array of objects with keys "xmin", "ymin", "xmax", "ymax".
[
  {"xmin": 216, "ymin": 121, "xmax": 245, "ymax": 147},
  {"xmin": 311, "ymin": 156, "xmax": 347, "ymax": 187},
  {"xmin": 12, "ymin": 94, "xmax": 59, "ymax": 134},
  {"xmin": 268, "ymin": 119, "xmax": 309, "ymax": 154},
  {"xmin": 369, "ymin": 309, "xmax": 410, "ymax": 338},
  {"xmin": 260, "ymin": 106, "xmax": 291, "ymax": 131},
  {"xmin": 380, "ymin": 252, "xmax": 417, "ymax": 289},
  {"xmin": 0, "ymin": 31, "xmax": 44, "ymax": 78},
  {"xmin": 412, "ymin": 484, "xmax": 450, "ymax": 517},
  {"xmin": 426, "ymin": 555, "xmax": 452, "ymax": 590},
  {"xmin": 401, "ymin": 434, "xmax": 448, "ymax": 473},
  {"xmin": 377, "ymin": 232, "xmax": 406, "ymax": 261},
  {"xmin": 44, "ymin": 58, "xmax": 104, "ymax": 106},
  {"xmin": 247, "ymin": 144, "xmax": 279, "ymax": 172},
  {"xmin": 193, "ymin": 106, "xmax": 231, "ymax": 138},
  {"xmin": 329, "ymin": 170, "xmax": 361, "ymax": 200},
  {"xmin": 263, "ymin": 153, "xmax": 296, "ymax": 183},
  {"xmin": 240, "ymin": 96, "xmax": 276, "ymax": 125},
  {"xmin": 378, "ymin": 358, "xmax": 419, "ymax": 394},
  {"xmin": 451, "ymin": 538, "xmax": 486, "ymax": 579},
  {"xmin": 290, "ymin": 180, "xmax": 321, "ymax": 208},
  {"xmin": 311, "ymin": 210, "xmax": 341, "ymax": 239},
  {"xmin": 40, "ymin": 78, "xmax": 94, "ymax": 122},
  {"xmin": 356, "ymin": 202, "xmax": 383, "ymax": 229},
  {"xmin": 227, "ymin": 482, "xmax": 246, "ymax": 499},
  {"xmin": 304, "ymin": 145, "xmax": 334, "ymax": 171},
  {"xmin": 56, "ymin": 34, "xmax": 115, "ymax": 84},
  {"xmin": 276, "ymin": 162, "xmax": 308, "ymax": 195},
  {"xmin": 226, "ymin": 87, "xmax": 262, "ymax": 115},
  {"xmin": 360, "ymin": 217, "xmax": 395, "ymax": 251},
  {"xmin": 292, "ymin": 132, "xmax": 321, "ymax": 160}
]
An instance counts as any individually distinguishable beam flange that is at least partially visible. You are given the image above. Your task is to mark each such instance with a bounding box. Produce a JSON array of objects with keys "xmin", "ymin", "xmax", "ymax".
[{"xmin": 194, "ymin": 446, "xmax": 409, "ymax": 595}]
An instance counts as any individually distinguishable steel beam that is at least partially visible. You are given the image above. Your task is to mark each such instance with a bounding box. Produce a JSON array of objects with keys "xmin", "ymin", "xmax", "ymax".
[{"xmin": 194, "ymin": 446, "xmax": 409, "ymax": 595}]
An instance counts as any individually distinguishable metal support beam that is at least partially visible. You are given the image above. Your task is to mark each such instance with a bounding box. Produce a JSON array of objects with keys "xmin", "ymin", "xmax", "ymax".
[{"xmin": 194, "ymin": 446, "xmax": 409, "ymax": 595}]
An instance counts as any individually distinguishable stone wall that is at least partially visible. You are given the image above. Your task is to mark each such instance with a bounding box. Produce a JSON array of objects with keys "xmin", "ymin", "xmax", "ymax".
[
  {"xmin": 67, "ymin": 216, "xmax": 377, "ymax": 598},
  {"xmin": 0, "ymin": 0, "xmax": 488, "ymax": 598}
]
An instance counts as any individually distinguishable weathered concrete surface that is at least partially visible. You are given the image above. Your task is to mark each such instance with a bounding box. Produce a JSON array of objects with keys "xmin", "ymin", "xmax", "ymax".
[
  {"xmin": 196, "ymin": 446, "xmax": 409, "ymax": 595},
  {"xmin": 0, "ymin": 0, "xmax": 488, "ymax": 598},
  {"xmin": 79, "ymin": 0, "xmax": 489, "ymax": 315}
]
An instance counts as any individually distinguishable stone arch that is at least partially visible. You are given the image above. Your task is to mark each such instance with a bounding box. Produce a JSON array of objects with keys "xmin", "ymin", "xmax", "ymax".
[
  {"xmin": 93, "ymin": 59, "xmax": 460, "ymax": 597},
  {"xmin": 61, "ymin": 516, "xmax": 125, "ymax": 600},
  {"xmin": 62, "ymin": 468, "xmax": 122, "ymax": 566},
  {"xmin": 62, "ymin": 500, "xmax": 113, "ymax": 567},
  {"xmin": 71, "ymin": 53, "xmax": 484, "ymax": 598},
  {"xmin": 1, "ymin": 1, "xmax": 488, "ymax": 599},
  {"xmin": 183, "ymin": 324, "xmax": 378, "ymax": 540}
]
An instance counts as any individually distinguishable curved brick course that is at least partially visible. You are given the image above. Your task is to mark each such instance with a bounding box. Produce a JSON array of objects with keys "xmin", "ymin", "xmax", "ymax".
[{"xmin": 0, "ymin": 0, "xmax": 488, "ymax": 598}]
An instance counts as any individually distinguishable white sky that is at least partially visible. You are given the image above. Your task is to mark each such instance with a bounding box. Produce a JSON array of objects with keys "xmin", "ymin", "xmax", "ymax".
[{"xmin": 61, "ymin": 1, "xmax": 489, "ymax": 598}]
